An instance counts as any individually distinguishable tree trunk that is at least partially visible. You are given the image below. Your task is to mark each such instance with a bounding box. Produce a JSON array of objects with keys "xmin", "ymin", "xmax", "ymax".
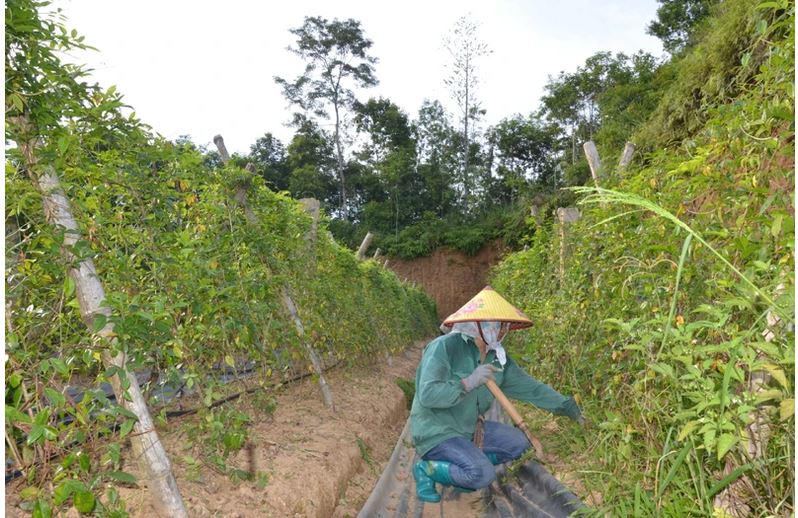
[
  {"xmin": 571, "ymin": 130, "xmax": 576, "ymax": 166},
  {"xmin": 463, "ymin": 61, "xmax": 470, "ymax": 204},
  {"xmin": 333, "ymin": 101, "xmax": 347, "ymax": 219},
  {"xmin": 27, "ymin": 151, "xmax": 187, "ymax": 517}
]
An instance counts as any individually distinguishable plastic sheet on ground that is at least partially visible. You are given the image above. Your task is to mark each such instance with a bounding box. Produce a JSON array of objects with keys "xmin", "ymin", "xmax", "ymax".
[{"xmin": 357, "ymin": 418, "xmax": 585, "ymax": 518}]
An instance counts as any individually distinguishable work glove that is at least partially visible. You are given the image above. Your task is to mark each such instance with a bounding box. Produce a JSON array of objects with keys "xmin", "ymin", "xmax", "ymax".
[{"xmin": 461, "ymin": 364, "xmax": 498, "ymax": 392}]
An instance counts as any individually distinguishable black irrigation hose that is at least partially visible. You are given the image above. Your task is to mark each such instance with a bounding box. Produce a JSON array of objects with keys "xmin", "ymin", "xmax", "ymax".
[
  {"xmin": 163, "ymin": 359, "xmax": 342, "ymax": 418},
  {"xmin": 5, "ymin": 358, "xmax": 342, "ymax": 484}
]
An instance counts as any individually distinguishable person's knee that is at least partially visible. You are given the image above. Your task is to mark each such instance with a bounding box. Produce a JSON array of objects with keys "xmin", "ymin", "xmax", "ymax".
[
  {"xmin": 458, "ymin": 458, "xmax": 496, "ymax": 488},
  {"xmin": 507, "ymin": 429, "xmax": 530, "ymax": 459}
]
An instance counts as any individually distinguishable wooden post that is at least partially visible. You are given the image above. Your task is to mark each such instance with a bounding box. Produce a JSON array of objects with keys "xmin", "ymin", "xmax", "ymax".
[
  {"xmin": 714, "ymin": 282, "xmax": 785, "ymax": 516},
  {"xmin": 214, "ymin": 135, "xmax": 335, "ymax": 410},
  {"xmin": 557, "ymin": 207, "xmax": 581, "ymax": 288},
  {"xmin": 583, "ymin": 140, "xmax": 602, "ymax": 187},
  {"xmin": 299, "ymin": 198, "xmax": 321, "ymax": 248},
  {"xmin": 28, "ymin": 155, "xmax": 187, "ymax": 516},
  {"xmin": 373, "ymin": 248, "xmax": 381, "ymax": 260},
  {"xmin": 383, "ymin": 259, "xmax": 390, "ymax": 268},
  {"xmin": 213, "ymin": 134, "xmax": 230, "ymax": 162},
  {"xmin": 618, "ymin": 142, "xmax": 635, "ymax": 169},
  {"xmin": 356, "ymin": 231, "xmax": 374, "ymax": 260},
  {"xmin": 281, "ymin": 290, "xmax": 335, "ymax": 411}
]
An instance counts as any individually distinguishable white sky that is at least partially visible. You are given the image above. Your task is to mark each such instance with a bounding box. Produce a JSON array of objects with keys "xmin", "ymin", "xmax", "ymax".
[{"xmin": 53, "ymin": 0, "xmax": 664, "ymax": 155}]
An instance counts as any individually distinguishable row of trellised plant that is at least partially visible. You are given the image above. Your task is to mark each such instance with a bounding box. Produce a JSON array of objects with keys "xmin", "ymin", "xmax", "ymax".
[
  {"xmin": 6, "ymin": 73, "xmax": 437, "ymax": 518},
  {"xmin": 492, "ymin": 2, "xmax": 794, "ymax": 515}
]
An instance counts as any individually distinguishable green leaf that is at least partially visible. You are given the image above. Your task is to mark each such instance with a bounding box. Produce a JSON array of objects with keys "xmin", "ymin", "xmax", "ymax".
[
  {"xmin": 44, "ymin": 387, "xmax": 66, "ymax": 407},
  {"xmin": 106, "ymin": 471, "xmax": 137, "ymax": 484},
  {"xmin": 57, "ymin": 136, "xmax": 70, "ymax": 155},
  {"xmin": 27, "ymin": 424, "xmax": 45, "ymax": 445},
  {"xmin": 716, "ymin": 433, "xmax": 738, "ymax": 460},
  {"xmin": 119, "ymin": 418, "xmax": 135, "ymax": 438},
  {"xmin": 19, "ymin": 486, "xmax": 39, "ymax": 501},
  {"xmin": 771, "ymin": 214, "xmax": 783, "ymax": 237},
  {"xmin": 63, "ymin": 276, "xmax": 75, "ymax": 298},
  {"xmin": 8, "ymin": 371, "xmax": 23, "ymax": 388},
  {"xmin": 50, "ymin": 358, "xmax": 69, "ymax": 377},
  {"xmin": 761, "ymin": 363, "xmax": 789, "ymax": 389},
  {"xmin": 224, "ymin": 354, "xmax": 236, "ymax": 368},
  {"xmin": 79, "ymin": 452, "xmax": 91, "ymax": 473},
  {"xmin": 92, "ymin": 313, "xmax": 108, "ymax": 332},
  {"xmin": 779, "ymin": 399, "xmax": 794, "ymax": 421},
  {"xmin": 32, "ymin": 498, "xmax": 52, "ymax": 518},
  {"xmin": 677, "ymin": 420, "xmax": 700, "ymax": 441},
  {"xmin": 73, "ymin": 489, "xmax": 96, "ymax": 513},
  {"xmin": 6, "ymin": 404, "xmax": 31, "ymax": 424},
  {"xmin": 54, "ymin": 479, "xmax": 86, "ymax": 506}
]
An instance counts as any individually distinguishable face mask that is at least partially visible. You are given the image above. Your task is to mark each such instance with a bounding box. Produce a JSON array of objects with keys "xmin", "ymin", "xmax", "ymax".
[{"xmin": 449, "ymin": 321, "xmax": 509, "ymax": 366}]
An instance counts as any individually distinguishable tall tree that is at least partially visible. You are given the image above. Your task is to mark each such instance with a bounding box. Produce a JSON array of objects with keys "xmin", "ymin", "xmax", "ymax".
[
  {"xmin": 415, "ymin": 100, "xmax": 459, "ymax": 218},
  {"xmin": 540, "ymin": 51, "xmax": 661, "ymax": 179},
  {"xmin": 647, "ymin": 0, "xmax": 718, "ymax": 54},
  {"xmin": 443, "ymin": 16, "xmax": 491, "ymax": 205},
  {"xmin": 249, "ymin": 132, "xmax": 289, "ymax": 191},
  {"xmin": 353, "ymin": 97, "xmax": 419, "ymax": 234},
  {"xmin": 284, "ymin": 117, "xmax": 338, "ymax": 204},
  {"xmin": 488, "ymin": 115, "xmax": 559, "ymax": 201},
  {"xmin": 274, "ymin": 16, "xmax": 378, "ymax": 219}
]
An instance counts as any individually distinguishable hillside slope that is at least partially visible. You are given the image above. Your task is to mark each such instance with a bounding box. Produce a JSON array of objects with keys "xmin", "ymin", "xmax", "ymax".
[{"xmin": 492, "ymin": 1, "xmax": 794, "ymax": 516}]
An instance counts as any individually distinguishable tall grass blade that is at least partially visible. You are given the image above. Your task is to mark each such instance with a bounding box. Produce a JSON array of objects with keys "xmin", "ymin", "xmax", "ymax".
[
  {"xmin": 569, "ymin": 186, "xmax": 793, "ymax": 324},
  {"xmin": 707, "ymin": 463, "xmax": 753, "ymax": 498},
  {"xmin": 659, "ymin": 234, "xmax": 693, "ymax": 355},
  {"xmin": 657, "ymin": 441, "xmax": 692, "ymax": 500}
]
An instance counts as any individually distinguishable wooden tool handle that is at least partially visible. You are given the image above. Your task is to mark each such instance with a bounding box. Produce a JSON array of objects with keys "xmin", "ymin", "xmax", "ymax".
[
  {"xmin": 485, "ymin": 379, "xmax": 548, "ymax": 461},
  {"xmin": 485, "ymin": 380, "xmax": 523, "ymax": 423}
]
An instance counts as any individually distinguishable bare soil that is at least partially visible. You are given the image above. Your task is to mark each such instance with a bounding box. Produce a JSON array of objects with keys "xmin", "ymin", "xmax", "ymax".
[
  {"xmin": 387, "ymin": 241, "xmax": 506, "ymax": 320},
  {"xmin": 5, "ymin": 342, "xmax": 428, "ymax": 518}
]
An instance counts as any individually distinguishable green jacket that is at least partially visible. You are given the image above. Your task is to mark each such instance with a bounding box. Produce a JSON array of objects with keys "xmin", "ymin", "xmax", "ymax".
[{"xmin": 410, "ymin": 332, "xmax": 581, "ymax": 456}]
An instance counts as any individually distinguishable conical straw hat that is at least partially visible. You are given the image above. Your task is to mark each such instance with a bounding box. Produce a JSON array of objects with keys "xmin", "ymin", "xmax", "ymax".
[{"xmin": 442, "ymin": 286, "xmax": 532, "ymax": 330}]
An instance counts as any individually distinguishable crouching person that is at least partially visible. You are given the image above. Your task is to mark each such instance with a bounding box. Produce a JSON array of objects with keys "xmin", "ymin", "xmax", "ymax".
[{"xmin": 410, "ymin": 287, "xmax": 584, "ymax": 502}]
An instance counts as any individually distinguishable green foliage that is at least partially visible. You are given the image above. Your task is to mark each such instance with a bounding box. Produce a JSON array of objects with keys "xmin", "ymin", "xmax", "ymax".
[
  {"xmin": 394, "ymin": 377, "xmax": 415, "ymax": 410},
  {"xmin": 647, "ymin": 0, "xmax": 720, "ymax": 54},
  {"xmin": 492, "ymin": 1, "xmax": 794, "ymax": 514},
  {"xmin": 635, "ymin": 0, "xmax": 778, "ymax": 150},
  {"xmin": 356, "ymin": 436, "xmax": 376, "ymax": 473},
  {"xmin": 274, "ymin": 15, "xmax": 379, "ymax": 217},
  {"xmin": 541, "ymin": 50, "xmax": 664, "ymax": 172},
  {"xmin": 372, "ymin": 208, "xmax": 513, "ymax": 259},
  {"xmin": 184, "ymin": 407, "xmax": 251, "ymax": 476},
  {"xmin": 5, "ymin": 1, "xmax": 438, "ymax": 513}
]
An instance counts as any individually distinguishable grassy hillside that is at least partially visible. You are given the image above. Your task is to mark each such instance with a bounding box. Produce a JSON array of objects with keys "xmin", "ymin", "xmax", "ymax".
[{"xmin": 492, "ymin": 0, "xmax": 794, "ymax": 515}]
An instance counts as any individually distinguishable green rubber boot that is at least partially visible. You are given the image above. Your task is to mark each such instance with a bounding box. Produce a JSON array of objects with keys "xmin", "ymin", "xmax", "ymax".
[{"xmin": 413, "ymin": 460, "xmax": 454, "ymax": 503}]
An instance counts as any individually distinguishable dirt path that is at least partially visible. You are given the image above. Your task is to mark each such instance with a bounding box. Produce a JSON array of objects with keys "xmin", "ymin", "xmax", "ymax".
[{"xmin": 5, "ymin": 341, "xmax": 428, "ymax": 518}]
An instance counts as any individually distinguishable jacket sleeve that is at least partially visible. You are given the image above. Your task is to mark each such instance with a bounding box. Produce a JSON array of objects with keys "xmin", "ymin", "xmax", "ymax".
[
  {"xmin": 416, "ymin": 344, "xmax": 466, "ymax": 409},
  {"xmin": 499, "ymin": 356, "xmax": 581, "ymax": 421}
]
